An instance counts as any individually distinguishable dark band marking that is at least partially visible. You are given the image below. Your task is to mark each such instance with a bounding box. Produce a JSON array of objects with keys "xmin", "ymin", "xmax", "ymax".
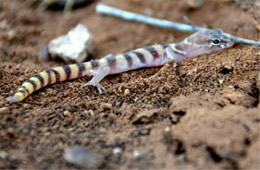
[
  {"xmin": 45, "ymin": 70, "xmax": 52, "ymax": 85},
  {"xmin": 106, "ymin": 55, "xmax": 116, "ymax": 68},
  {"xmin": 123, "ymin": 53, "xmax": 133, "ymax": 67},
  {"xmin": 144, "ymin": 46, "xmax": 159, "ymax": 59},
  {"xmin": 132, "ymin": 51, "xmax": 146, "ymax": 64},
  {"xmin": 17, "ymin": 89, "xmax": 26, "ymax": 94},
  {"xmin": 20, "ymin": 85, "xmax": 30, "ymax": 94},
  {"xmin": 17, "ymin": 85, "xmax": 29, "ymax": 95},
  {"xmin": 46, "ymin": 68, "xmax": 60, "ymax": 84},
  {"xmin": 62, "ymin": 65, "xmax": 71, "ymax": 80},
  {"xmin": 32, "ymin": 75, "xmax": 44, "ymax": 88},
  {"xmin": 90, "ymin": 60, "xmax": 99, "ymax": 69},
  {"xmin": 77, "ymin": 63, "xmax": 86, "ymax": 77},
  {"xmin": 17, "ymin": 90, "xmax": 26, "ymax": 97},
  {"xmin": 162, "ymin": 44, "xmax": 169, "ymax": 49},
  {"xmin": 25, "ymin": 79, "xmax": 37, "ymax": 91}
]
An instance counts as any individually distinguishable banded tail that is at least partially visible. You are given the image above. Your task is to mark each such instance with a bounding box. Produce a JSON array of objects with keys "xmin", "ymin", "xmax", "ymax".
[{"xmin": 6, "ymin": 62, "xmax": 94, "ymax": 103}]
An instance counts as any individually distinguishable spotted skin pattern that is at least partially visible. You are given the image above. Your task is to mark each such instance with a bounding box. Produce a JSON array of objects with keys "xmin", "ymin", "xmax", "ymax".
[{"xmin": 6, "ymin": 29, "xmax": 234, "ymax": 103}]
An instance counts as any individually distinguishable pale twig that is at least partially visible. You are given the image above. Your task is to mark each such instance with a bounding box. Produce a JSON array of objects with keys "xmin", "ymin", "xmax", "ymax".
[{"xmin": 96, "ymin": 3, "xmax": 260, "ymax": 46}]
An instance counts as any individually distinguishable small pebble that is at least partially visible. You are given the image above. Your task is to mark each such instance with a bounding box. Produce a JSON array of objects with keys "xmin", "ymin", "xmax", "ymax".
[
  {"xmin": 0, "ymin": 107, "xmax": 9, "ymax": 114},
  {"xmin": 133, "ymin": 150, "xmax": 141, "ymax": 158},
  {"xmin": 23, "ymin": 103, "xmax": 30, "ymax": 109},
  {"xmin": 124, "ymin": 89, "xmax": 130, "ymax": 96},
  {"xmin": 7, "ymin": 29, "xmax": 17, "ymax": 40},
  {"xmin": 219, "ymin": 79, "xmax": 224, "ymax": 84},
  {"xmin": 102, "ymin": 103, "xmax": 112, "ymax": 109},
  {"xmin": 165, "ymin": 126, "xmax": 171, "ymax": 132},
  {"xmin": 133, "ymin": 150, "xmax": 147, "ymax": 160},
  {"xmin": 229, "ymin": 85, "xmax": 234, "ymax": 89},
  {"xmin": 63, "ymin": 110, "xmax": 71, "ymax": 116},
  {"xmin": 64, "ymin": 146, "xmax": 104, "ymax": 169},
  {"xmin": 0, "ymin": 151, "xmax": 8, "ymax": 159},
  {"xmin": 112, "ymin": 147, "xmax": 122, "ymax": 155},
  {"xmin": 0, "ymin": 20, "xmax": 9, "ymax": 29}
]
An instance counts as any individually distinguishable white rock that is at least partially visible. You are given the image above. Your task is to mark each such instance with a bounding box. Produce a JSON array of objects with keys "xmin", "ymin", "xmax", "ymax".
[
  {"xmin": 112, "ymin": 147, "xmax": 122, "ymax": 155},
  {"xmin": 48, "ymin": 24, "xmax": 95, "ymax": 63},
  {"xmin": 64, "ymin": 146, "xmax": 104, "ymax": 169},
  {"xmin": 133, "ymin": 149, "xmax": 147, "ymax": 160},
  {"xmin": 0, "ymin": 151, "xmax": 8, "ymax": 159},
  {"xmin": 219, "ymin": 79, "xmax": 224, "ymax": 84}
]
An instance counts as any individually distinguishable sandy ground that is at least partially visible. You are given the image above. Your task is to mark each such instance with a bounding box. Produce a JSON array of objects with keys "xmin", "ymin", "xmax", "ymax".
[{"xmin": 0, "ymin": 0, "xmax": 259, "ymax": 169}]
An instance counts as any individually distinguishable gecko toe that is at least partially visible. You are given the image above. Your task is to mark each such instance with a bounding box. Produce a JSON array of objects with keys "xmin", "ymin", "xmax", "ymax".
[
  {"xmin": 81, "ymin": 82, "xmax": 105, "ymax": 94},
  {"xmin": 96, "ymin": 84, "xmax": 105, "ymax": 94}
]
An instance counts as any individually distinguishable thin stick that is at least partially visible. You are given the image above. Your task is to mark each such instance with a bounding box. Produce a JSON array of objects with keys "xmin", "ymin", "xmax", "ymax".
[
  {"xmin": 96, "ymin": 3, "xmax": 260, "ymax": 46},
  {"xmin": 96, "ymin": 3, "xmax": 203, "ymax": 32}
]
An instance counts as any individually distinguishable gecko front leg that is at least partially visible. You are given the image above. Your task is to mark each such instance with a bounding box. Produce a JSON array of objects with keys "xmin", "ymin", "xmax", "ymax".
[
  {"xmin": 165, "ymin": 46, "xmax": 185, "ymax": 67},
  {"xmin": 81, "ymin": 65, "xmax": 111, "ymax": 93}
]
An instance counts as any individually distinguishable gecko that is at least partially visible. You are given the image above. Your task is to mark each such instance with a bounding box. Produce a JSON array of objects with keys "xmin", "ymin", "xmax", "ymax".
[{"xmin": 6, "ymin": 29, "xmax": 234, "ymax": 103}]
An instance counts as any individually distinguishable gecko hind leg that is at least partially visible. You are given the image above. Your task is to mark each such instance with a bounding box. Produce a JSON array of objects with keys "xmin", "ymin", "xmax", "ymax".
[{"xmin": 81, "ymin": 66, "xmax": 111, "ymax": 94}]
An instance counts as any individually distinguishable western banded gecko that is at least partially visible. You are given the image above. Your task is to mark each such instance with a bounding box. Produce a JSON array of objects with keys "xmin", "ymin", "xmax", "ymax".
[{"xmin": 6, "ymin": 29, "xmax": 234, "ymax": 103}]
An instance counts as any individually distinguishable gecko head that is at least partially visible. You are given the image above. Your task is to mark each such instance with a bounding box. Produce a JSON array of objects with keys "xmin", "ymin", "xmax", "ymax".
[
  {"xmin": 206, "ymin": 29, "xmax": 234, "ymax": 49},
  {"xmin": 183, "ymin": 29, "xmax": 234, "ymax": 57}
]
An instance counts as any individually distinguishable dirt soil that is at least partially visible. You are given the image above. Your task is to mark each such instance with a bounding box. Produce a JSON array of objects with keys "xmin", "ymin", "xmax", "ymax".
[{"xmin": 0, "ymin": 0, "xmax": 259, "ymax": 169}]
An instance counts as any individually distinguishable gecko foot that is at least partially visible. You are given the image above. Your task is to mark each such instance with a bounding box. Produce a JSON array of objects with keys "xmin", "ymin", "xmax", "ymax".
[
  {"xmin": 81, "ymin": 82, "xmax": 105, "ymax": 94},
  {"xmin": 81, "ymin": 65, "xmax": 110, "ymax": 94}
]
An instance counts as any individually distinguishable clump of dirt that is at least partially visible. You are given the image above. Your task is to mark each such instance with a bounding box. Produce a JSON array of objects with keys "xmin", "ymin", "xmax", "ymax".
[{"xmin": 0, "ymin": 0, "xmax": 259, "ymax": 169}]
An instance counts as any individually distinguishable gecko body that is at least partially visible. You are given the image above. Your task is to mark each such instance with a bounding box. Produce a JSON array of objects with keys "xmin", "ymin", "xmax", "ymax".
[{"xmin": 6, "ymin": 29, "xmax": 234, "ymax": 103}]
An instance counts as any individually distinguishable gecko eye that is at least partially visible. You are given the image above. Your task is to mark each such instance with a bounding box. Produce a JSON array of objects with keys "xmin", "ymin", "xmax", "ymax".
[{"xmin": 211, "ymin": 39, "xmax": 221, "ymax": 45}]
